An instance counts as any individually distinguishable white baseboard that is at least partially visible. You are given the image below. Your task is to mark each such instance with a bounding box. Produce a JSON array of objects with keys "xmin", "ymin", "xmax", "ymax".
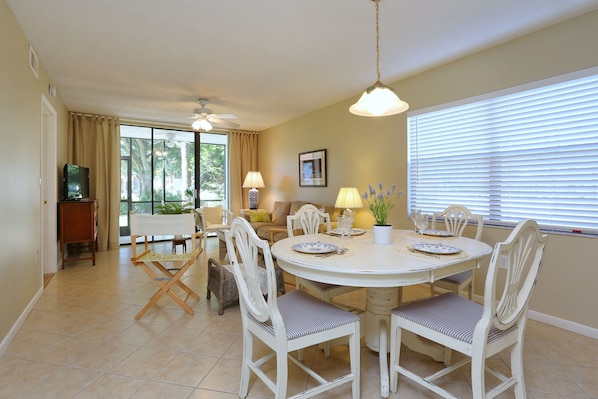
[
  {"xmin": 473, "ymin": 293, "xmax": 598, "ymax": 340},
  {"xmin": 527, "ymin": 310, "xmax": 598, "ymax": 340},
  {"xmin": 0, "ymin": 286, "xmax": 44, "ymax": 356}
]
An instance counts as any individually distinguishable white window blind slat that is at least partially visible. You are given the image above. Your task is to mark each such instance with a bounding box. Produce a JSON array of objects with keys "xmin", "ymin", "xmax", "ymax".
[{"xmin": 408, "ymin": 69, "xmax": 598, "ymax": 234}]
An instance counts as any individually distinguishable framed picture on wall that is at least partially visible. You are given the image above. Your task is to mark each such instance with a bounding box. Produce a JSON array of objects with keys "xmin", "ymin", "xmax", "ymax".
[{"xmin": 299, "ymin": 149, "xmax": 327, "ymax": 187}]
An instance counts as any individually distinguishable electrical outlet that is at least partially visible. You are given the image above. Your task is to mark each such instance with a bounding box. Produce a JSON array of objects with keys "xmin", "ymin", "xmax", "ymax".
[{"xmin": 499, "ymin": 255, "xmax": 508, "ymax": 269}]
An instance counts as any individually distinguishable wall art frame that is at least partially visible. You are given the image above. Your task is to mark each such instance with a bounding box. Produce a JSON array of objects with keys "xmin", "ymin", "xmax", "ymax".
[{"xmin": 299, "ymin": 149, "xmax": 327, "ymax": 187}]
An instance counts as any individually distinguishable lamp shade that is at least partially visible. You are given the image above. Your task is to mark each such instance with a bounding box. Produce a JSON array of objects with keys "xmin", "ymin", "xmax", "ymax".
[
  {"xmin": 243, "ymin": 171, "xmax": 264, "ymax": 210},
  {"xmin": 242, "ymin": 171, "xmax": 265, "ymax": 188},
  {"xmin": 335, "ymin": 187, "xmax": 363, "ymax": 209},
  {"xmin": 349, "ymin": 81, "xmax": 409, "ymax": 117}
]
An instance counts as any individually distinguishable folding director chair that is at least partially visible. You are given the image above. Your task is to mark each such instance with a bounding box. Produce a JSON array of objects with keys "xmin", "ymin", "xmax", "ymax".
[{"xmin": 130, "ymin": 213, "xmax": 203, "ymax": 320}]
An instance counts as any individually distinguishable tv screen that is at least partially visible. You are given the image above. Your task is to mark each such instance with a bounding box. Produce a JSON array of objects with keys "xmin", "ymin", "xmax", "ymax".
[{"xmin": 63, "ymin": 163, "xmax": 90, "ymax": 200}]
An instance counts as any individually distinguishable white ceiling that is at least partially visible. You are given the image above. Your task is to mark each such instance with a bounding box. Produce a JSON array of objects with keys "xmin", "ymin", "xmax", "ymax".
[{"xmin": 7, "ymin": 0, "xmax": 598, "ymax": 132}]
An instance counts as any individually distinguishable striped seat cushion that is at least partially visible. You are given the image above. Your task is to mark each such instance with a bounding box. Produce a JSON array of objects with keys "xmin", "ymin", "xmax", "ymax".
[
  {"xmin": 305, "ymin": 280, "xmax": 343, "ymax": 291},
  {"xmin": 441, "ymin": 270, "xmax": 472, "ymax": 285},
  {"xmin": 392, "ymin": 293, "xmax": 515, "ymax": 344},
  {"xmin": 257, "ymin": 290, "xmax": 359, "ymax": 340}
]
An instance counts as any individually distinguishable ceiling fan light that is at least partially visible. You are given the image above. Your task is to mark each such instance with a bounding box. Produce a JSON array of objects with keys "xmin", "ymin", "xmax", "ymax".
[{"xmin": 192, "ymin": 118, "xmax": 213, "ymax": 131}]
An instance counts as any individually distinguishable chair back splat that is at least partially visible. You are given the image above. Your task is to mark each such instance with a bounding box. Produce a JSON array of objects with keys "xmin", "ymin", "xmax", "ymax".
[
  {"xmin": 389, "ymin": 219, "xmax": 548, "ymax": 399},
  {"xmin": 286, "ymin": 203, "xmax": 331, "ymax": 237},
  {"xmin": 286, "ymin": 204, "xmax": 362, "ymax": 358},
  {"xmin": 225, "ymin": 217, "xmax": 361, "ymax": 399},
  {"xmin": 426, "ymin": 204, "xmax": 484, "ymax": 302}
]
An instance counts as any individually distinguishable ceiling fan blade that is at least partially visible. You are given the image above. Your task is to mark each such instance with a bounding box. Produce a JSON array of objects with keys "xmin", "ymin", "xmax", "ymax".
[
  {"xmin": 212, "ymin": 113, "xmax": 238, "ymax": 120},
  {"xmin": 208, "ymin": 115, "xmax": 240, "ymax": 128}
]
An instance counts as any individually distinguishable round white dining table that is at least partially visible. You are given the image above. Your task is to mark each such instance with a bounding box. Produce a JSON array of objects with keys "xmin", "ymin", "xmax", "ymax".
[{"xmin": 271, "ymin": 229, "xmax": 493, "ymax": 398}]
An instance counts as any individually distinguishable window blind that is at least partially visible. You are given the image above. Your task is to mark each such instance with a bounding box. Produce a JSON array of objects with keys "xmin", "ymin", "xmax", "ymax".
[{"xmin": 408, "ymin": 70, "xmax": 598, "ymax": 234}]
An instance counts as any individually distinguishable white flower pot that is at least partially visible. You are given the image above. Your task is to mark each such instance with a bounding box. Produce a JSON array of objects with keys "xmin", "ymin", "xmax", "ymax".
[{"xmin": 373, "ymin": 225, "xmax": 392, "ymax": 245}]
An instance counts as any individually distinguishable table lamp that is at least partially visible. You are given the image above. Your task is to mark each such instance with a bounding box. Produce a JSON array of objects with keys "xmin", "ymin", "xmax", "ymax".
[
  {"xmin": 335, "ymin": 187, "xmax": 363, "ymax": 217},
  {"xmin": 242, "ymin": 171, "xmax": 265, "ymax": 210}
]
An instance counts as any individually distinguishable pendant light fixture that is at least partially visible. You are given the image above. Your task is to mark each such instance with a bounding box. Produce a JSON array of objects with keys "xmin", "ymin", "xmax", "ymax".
[{"xmin": 350, "ymin": 0, "xmax": 409, "ymax": 117}]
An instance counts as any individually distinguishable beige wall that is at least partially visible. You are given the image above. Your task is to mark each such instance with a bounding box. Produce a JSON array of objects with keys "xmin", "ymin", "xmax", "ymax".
[
  {"xmin": 259, "ymin": 10, "xmax": 598, "ymax": 332},
  {"xmin": 0, "ymin": 0, "xmax": 69, "ymax": 347}
]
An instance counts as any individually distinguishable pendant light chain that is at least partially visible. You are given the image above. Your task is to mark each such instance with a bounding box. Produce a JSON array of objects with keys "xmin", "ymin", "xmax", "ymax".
[
  {"xmin": 374, "ymin": 0, "xmax": 381, "ymax": 82},
  {"xmin": 349, "ymin": 0, "xmax": 409, "ymax": 116}
]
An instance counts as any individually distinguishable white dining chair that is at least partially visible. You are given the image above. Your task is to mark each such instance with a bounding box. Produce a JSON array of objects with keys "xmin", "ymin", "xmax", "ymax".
[
  {"xmin": 225, "ymin": 217, "xmax": 361, "ymax": 399},
  {"xmin": 287, "ymin": 204, "xmax": 360, "ymax": 301},
  {"xmin": 287, "ymin": 204, "xmax": 362, "ymax": 356},
  {"xmin": 389, "ymin": 219, "xmax": 548, "ymax": 399},
  {"xmin": 429, "ymin": 204, "xmax": 484, "ymax": 300}
]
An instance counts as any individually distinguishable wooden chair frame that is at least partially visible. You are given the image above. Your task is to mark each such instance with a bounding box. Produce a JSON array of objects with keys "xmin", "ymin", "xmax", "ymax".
[{"xmin": 130, "ymin": 213, "xmax": 203, "ymax": 320}]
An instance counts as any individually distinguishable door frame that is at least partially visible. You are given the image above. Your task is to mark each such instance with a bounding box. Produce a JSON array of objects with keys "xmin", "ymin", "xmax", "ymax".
[{"xmin": 40, "ymin": 94, "xmax": 58, "ymax": 275}]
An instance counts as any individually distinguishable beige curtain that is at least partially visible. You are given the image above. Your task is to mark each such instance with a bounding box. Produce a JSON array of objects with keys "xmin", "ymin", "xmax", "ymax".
[
  {"xmin": 68, "ymin": 112, "xmax": 121, "ymax": 250},
  {"xmin": 229, "ymin": 130, "xmax": 259, "ymax": 214}
]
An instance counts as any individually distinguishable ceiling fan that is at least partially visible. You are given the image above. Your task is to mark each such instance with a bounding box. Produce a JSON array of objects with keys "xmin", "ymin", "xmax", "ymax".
[{"xmin": 190, "ymin": 98, "xmax": 239, "ymax": 131}]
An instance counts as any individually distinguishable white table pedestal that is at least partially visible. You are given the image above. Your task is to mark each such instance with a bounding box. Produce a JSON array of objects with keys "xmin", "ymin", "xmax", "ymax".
[{"xmin": 366, "ymin": 287, "xmax": 446, "ymax": 397}]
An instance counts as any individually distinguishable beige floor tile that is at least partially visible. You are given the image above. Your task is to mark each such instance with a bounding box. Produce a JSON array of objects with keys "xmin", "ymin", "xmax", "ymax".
[
  {"xmin": 198, "ymin": 357, "xmax": 249, "ymax": 393},
  {"xmin": 0, "ymin": 357, "xmax": 101, "ymax": 399},
  {"xmin": 109, "ymin": 346, "xmax": 178, "ymax": 379},
  {"xmin": 129, "ymin": 380, "xmax": 194, "ymax": 399},
  {"xmin": 152, "ymin": 351, "xmax": 219, "ymax": 387},
  {"xmin": 143, "ymin": 325, "xmax": 201, "ymax": 351},
  {"xmin": 69, "ymin": 341, "xmax": 141, "ymax": 371},
  {"xmin": 184, "ymin": 328, "xmax": 238, "ymax": 357},
  {"xmin": 561, "ymin": 365, "xmax": 598, "ymax": 398},
  {"xmin": 188, "ymin": 388, "xmax": 241, "ymax": 399},
  {"xmin": 72, "ymin": 373, "xmax": 146, "ymax": 399},
  {"xmin": 112, "ymin": 321, "xmax": 170, "ymax": 346},
  {"xmin": 524, "ymin": 361, "xmax": 589, "ymax": 397},
  {"xmin": 1, "ymin": 240, "xmax": 596, "ymax": 399}
]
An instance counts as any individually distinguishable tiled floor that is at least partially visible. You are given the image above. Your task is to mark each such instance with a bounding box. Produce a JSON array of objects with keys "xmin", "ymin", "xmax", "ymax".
[{"xmin": 1, "ymin": 237, "xmax": 597, "ymax": 399}]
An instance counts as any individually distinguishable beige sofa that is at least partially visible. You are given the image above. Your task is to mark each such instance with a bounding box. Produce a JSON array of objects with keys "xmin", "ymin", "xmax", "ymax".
[{"xmin": 244, "ymin": 200, "xmax": 339, "ymax": 243}]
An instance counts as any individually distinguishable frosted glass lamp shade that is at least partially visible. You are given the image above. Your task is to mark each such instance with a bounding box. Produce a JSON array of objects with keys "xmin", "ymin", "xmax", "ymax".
[
  {"xmin": 349, "ymin": 81, "xmax": 409, "ymax": 117},
  {"xmin": 192, "ymin": 118, "xmax": 213, "ymax": 131}
]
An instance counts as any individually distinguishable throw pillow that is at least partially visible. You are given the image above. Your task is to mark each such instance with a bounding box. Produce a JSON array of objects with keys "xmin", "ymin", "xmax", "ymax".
[
  {"xmin": 248, "ymin": 210, "xmax": 271, "ymax": 223},
  {"xmin": 271, "ymin": 201, "xmax": 291, "ymax": 226}
]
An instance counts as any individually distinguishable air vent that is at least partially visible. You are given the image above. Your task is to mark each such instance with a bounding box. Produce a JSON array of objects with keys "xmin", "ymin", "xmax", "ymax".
[{"xmin": 29, "ymin": 45, "xmax": 38, "ymax": 79}]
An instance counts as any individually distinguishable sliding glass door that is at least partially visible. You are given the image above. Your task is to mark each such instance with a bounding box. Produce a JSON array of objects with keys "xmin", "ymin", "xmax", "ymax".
[{"xmin": 120, "ymin": 125, "xmax": 228, "ymax": 237}]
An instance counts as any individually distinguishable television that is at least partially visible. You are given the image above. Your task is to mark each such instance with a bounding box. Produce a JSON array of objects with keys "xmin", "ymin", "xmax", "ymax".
[{"xmin": 63, "ymin": 163, "xmax": 90, "ymax": 201}]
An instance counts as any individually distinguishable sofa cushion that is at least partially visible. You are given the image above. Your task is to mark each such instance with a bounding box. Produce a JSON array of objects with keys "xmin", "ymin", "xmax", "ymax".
[
  {"xmin": 290, "ymin": 200, "xmax": 310, "ymax": 215},
  {"xmin": 271, "ymin": 201, "xmax": 291, "ymax": 226},
  {"xmin": 256, "ymin": 225, "xmax": 289, "ymax": 242},
  {"xmin": 250, "ymin": 221, "xmax": 275, "ymax": 232}
]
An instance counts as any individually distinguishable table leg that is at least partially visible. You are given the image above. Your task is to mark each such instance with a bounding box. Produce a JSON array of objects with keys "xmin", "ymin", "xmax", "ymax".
[
  {"xmin": 365, "ymin": 287, "xmax": 446, "ymax": 397},
  {"xmin": 379, "ymin": 318, "xmax": 390, "ymax": 398}
]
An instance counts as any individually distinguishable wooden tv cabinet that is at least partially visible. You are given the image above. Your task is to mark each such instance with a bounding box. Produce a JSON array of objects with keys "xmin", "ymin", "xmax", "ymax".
[{"xmin": 59, "ymin": 200, "xmax": 97, "ymax": 268}]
